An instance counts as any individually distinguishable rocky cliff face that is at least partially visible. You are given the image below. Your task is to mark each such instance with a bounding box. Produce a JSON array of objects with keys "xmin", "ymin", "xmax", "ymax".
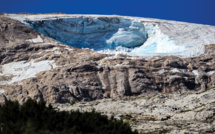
[
  {"xmin": 54, "ymin": 87, "xmax": 215, "ymax": 134},
  {"xmin": 0, "ymin": 13, "xmax": 215, "ymax": 134},
  {"xmin": 0, "ymin": 14, "xmax": 215, "ymax": 105}
]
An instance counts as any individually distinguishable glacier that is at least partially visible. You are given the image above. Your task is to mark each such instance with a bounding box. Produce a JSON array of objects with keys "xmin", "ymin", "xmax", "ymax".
[
  {"xmin": 23, "ymin": 17, "xmax": 149, "ymax": 50},
  {"xmin": 7, "ymin": 14, "xmax": 215, "ymax": 57},
  {"xmin": 100, "ymin": 23, "xmax": 191, "ymax": 56}
]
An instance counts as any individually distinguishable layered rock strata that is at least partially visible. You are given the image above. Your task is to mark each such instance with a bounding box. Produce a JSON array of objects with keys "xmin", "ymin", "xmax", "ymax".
[{"xmin": 0, "ymin": 14, "xmax": 215, "ymax": 105}]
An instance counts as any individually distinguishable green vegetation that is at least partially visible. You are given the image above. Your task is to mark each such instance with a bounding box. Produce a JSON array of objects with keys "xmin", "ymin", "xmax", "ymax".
[
  {"xmin": 198, "ymin": 86, "xmax": 215, "ymax": 94},
  {"xmin": 0, "ymin": 99, "xmax": 138, "ymax": 134},
  {"xmin": 70, "ymin": 100, "xmax": 76, "ymax": 105},
  {"xmin": 141, "ymin": 129, "xmax": 170, "ymax": 134},
  {"xmin": 181, "ymin": 103, "xmax": 206, "ymax": 113}
]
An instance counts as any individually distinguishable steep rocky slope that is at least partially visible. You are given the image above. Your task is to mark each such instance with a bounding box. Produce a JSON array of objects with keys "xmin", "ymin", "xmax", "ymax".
[
  {"xmin": 54, "ymin": 87, "xmax": 215, "ymax": 133},
  {"xmin": 0, "ymin": 13, "xmax": 215, "ymax": 104},
  {"xmin": 0, "ymin": 13, "xmax": 215, "ymax": 134}
]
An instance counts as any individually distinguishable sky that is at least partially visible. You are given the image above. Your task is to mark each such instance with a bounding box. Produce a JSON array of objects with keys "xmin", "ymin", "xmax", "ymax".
[{"xmin": 0, "ymin": 0, "xmax": 215, "ymax": 26}]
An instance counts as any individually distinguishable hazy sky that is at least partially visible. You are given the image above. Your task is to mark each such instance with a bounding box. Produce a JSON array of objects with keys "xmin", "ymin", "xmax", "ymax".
[{"xmin": 0, "ymin": 0, "xmax": 215, "ymax": 26}]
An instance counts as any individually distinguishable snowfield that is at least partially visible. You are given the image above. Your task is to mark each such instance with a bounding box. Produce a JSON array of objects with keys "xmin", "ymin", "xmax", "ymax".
[{"xmin": 0, "ymin": 59, "xmax": 57, "ymax": 85}]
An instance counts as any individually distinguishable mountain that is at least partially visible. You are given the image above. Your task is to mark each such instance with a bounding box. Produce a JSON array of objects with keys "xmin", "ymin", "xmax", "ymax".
[
  {"xmin": 0, "ymin": 13, "xmax": 215, "ymax": 103},
  {"xmin": 0, "ymin": 13, "xmax": 215, "ymax": 133}
]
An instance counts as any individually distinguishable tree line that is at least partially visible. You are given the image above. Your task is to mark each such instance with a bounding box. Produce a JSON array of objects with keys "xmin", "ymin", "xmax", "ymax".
[{"xmin": 0, "ymin": 99, "xmax": 138, "ymax": 134}]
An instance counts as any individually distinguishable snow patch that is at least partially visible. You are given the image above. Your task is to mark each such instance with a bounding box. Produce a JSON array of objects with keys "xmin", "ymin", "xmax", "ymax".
[
  {"xmin": 154, "ymin": 69, "xmax": 167, "ymax": 74},
  {"xmin": 192, "ymin": 70, "xmax": 214, "ymax": 76},
  {"xmin": 98, "ymin": 63, "xmax": 103, "ymax": 67},
  {"xmin": 0, "ymin": 59, "xmax": 57, "ymax": 84},
  {"xmin": 192, "ymin": 70, "xmax": 205, "ymax": 76},
  {"xmin": 0, "ymin": 88, "xmax": 4, "ymax": 94},
  {"xmin": 26, "ymin": 35, "xmax": 43, "ymax": 43},
  {"xmin": 168, "ymin": 75, "xmax": 181, "ymax": 81},
  {"xmin": 65, "ymin": 47, "xmax": 74, "ymax": 51},
  {"xmin": 45, "ymin": 47, "xmax": 62, "ymax": 55},
  {"xmin": 115, "ymin": 64, "xmax": 123, "ymax": 67},
  {"xmin": 207, "ymin": 71, "xmax": 215, "ymax": 76},
  {"xmin": 171, "ymin": 68, "xmax": 182, "ymax": 73},
  {"xmin": 171, "ymin": 68, "xmax": 192, "ymax": 75}
]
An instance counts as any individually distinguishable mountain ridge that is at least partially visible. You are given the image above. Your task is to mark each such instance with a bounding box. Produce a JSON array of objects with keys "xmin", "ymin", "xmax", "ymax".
[{"xmin": 0, "ymin": 13, "xmax": 215, "ymax": 134}]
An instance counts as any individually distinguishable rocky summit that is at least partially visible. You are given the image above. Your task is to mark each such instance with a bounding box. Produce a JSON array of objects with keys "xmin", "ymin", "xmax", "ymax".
[{"xmin": 0, "ymin": 13, "xmax": 215, "ymax": 133}]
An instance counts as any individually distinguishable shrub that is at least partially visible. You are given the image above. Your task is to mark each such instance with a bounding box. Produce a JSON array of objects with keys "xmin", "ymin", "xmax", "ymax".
[{"xmin": 70, "ymin": 100, "xmax": 76, "ymax": 106}]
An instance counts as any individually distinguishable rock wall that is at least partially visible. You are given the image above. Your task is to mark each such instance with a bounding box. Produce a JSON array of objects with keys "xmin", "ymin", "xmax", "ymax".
[{"xmin": 0, "ymin": 14, "xmax": 215, "ymax": 104}]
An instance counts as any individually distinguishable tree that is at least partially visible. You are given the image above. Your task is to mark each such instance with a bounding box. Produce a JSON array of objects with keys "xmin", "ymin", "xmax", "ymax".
[{"xmin": 0, "ymin": 99, "xmax": 138, "ymax": 134}]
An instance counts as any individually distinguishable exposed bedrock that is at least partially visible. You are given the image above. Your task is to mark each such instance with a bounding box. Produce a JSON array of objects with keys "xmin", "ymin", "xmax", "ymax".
[
  {"xmin": 0, "ymin": 15, "xmax": 215, "ymax": 104},
  {"xmin": 2, "ymin": 54, "xmax": 215, "ymax": 104}
]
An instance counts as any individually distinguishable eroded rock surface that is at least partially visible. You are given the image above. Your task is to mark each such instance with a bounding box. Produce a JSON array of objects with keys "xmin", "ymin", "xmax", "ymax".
[
  {"xmin": 0, "ymin": 13, "xmax": 215, "ymax": 134},
  {"xmin": 0, "ymin": 14, "xmax": 215, "ymax": 105},
  {"xmin": 54, "ymin": 88, "xmax": 215, "ymax": 134}
]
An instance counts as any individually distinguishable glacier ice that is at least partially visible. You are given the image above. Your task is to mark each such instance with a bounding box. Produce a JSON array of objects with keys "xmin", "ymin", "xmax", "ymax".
[
  {"xmin": 106, "ymin": 21, "xmax": 148, "ymax": 48},
  {"xmin": 21, "ymin": 16, "xmax": 201, "ymax": 57},
  {"xmin": 24, "ymin": 18, "xmax": 148, "ymax": 50}
]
